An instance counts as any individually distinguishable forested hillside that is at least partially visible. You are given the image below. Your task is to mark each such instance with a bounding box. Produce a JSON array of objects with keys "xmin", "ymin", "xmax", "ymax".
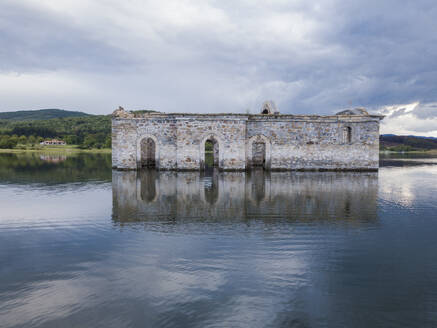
[
  {"xmin": 0, "ymin": 109, "xmax": 90, "ymax": 120},
  {"xmin": 0, "ymin": 115, "xmax": 111, "ymax": 149},
  {"xmin": 380, "ymin": 135, "xmax": 437, "ymax": 151}
]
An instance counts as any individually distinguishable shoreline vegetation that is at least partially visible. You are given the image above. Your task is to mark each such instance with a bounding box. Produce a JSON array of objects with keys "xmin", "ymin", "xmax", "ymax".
[
  {"xmin": 1, "ymin": 147, "xmax": 436, "ymax": 155},
  {"xmin": 0, "ymin": 110, "xmax": 111, "ymax": 150},
  {"xmin": 380, "ymin": 149, "xmax": 437, "ymax": 154},
  {"xmin": 0, "ymin": 145, "xmax": 111, "ymax": 154}
]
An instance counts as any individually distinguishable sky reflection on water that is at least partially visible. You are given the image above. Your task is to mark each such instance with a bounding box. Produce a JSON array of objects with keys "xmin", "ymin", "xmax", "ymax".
[{"xmin": 0, "ymin": 153, "xmax": 437, "ymax": 328}]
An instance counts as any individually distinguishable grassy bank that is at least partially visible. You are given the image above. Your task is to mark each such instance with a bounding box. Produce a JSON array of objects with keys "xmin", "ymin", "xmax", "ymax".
[{"xmin": 0, "ymin": 145, "xmax": 111, "ymax": 154}]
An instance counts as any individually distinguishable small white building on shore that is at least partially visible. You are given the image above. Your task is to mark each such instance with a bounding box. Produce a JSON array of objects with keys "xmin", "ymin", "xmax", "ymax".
[{"xmin": 40, "ymin": 139, "xmax": 66, "ymax": 146}]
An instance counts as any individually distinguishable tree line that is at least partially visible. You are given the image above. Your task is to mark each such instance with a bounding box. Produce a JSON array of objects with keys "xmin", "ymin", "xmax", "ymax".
[
  {"xmin": 380, "ymin": 135, "xmax": 437, "ymax": 151},
  {"xmin": 0, "ymin": 115, "xmax": 111, "ymax": 149}
]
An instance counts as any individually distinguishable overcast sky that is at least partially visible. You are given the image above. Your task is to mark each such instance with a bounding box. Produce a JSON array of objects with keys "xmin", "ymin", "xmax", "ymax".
[{"xmin": 1, "ymin": 0, "xmax": 436, "ymax": 135}]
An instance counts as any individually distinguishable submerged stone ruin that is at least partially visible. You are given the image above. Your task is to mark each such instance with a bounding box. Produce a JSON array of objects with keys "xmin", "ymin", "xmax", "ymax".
[{"xmin": 112, "ymin": 102, "xmax": 384, "ymax": 171}]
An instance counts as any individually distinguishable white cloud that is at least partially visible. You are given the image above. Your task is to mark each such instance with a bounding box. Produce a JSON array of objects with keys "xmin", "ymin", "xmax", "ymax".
[{"xmin": 379, "ymin": 102, "xmax": 437, "ymax": 137}]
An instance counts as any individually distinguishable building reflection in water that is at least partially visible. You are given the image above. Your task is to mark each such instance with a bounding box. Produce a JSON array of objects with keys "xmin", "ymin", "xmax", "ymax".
[{"xmin": 112, "ymin": 169, "xmax": 378, "ymax": 227}]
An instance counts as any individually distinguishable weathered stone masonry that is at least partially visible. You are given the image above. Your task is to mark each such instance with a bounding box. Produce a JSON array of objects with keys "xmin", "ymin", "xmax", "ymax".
[{"xmin": 112, "ymin": 106, "xmax": 384, "ymax": 171}]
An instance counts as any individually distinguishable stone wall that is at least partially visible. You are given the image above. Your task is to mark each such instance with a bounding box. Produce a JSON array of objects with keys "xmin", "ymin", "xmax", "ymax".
[
  {"xmin": 112, "ymin": 111, "xmax": 382, "ymax": 171},
  {"xmin": 246, "ymin": 116, "xmax": 380, "ymax": 170},
  {"xmin": 175, "ymin": 116, "xmax": 247, "ymax": 170}
]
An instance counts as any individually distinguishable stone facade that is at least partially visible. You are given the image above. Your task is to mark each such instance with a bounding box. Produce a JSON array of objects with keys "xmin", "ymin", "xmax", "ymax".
[{"xmin": 112, "ymin": 106, "xmax": 383, "ymax": 171}]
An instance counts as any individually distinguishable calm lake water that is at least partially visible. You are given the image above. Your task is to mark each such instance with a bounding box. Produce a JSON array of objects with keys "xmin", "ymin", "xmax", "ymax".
[{"xmin": 1, "ymin": 152, "xmax": 437, "ymax": 327}]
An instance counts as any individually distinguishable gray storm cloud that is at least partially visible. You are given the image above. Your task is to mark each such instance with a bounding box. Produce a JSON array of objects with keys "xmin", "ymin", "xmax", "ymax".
[{"xmin": 0, "ymin": 0, "xmax": 436, "ymax": 135}]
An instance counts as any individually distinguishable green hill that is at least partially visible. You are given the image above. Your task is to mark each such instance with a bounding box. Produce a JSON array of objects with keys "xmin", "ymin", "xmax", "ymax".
[
  {"xmin": 380, "ymin": 135, "xmax": 437, "ymax": 151},
  {"xmin": 0, "ymin": 109, "xmax": 91, "ymax": 121},
  {"xmin": 0, "ymin": 114, "xmax": 111, "ymax": 149}
]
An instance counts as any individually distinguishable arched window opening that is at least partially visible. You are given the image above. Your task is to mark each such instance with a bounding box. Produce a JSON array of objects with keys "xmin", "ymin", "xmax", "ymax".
[
  {"xmin": 205, "ymin": 138, "xmax": 219, "ymax": 168},
  {"xmin": 344, "ymin": 127, "xmax": 352, "ymax": 144},
  {"xmin": 252, "ymin": 141, "xmax": 266, "ymax": 168},
  {"xmin": 260, "ymin": 101, "xmax": 277, "ymax": 115},
  {"xmin": 141, "ymin": 137, "xmax": 156, "ymax": 168}
]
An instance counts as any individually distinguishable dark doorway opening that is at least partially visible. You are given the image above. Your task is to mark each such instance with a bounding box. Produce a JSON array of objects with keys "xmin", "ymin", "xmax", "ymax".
[
  {"xmin": 252, "ymin": 141, "xmax": 266, "ymax": 168},
  {"xmin": 141, "ymin": 138, "xmax": 156, "ymax": 168},
  {"xmin": 205, "ymin": 138, "xmax": 219, "ymax": 169},
  {"xmin": 346, "ymin": 127, "xmax": 352, "ymax": 143}
]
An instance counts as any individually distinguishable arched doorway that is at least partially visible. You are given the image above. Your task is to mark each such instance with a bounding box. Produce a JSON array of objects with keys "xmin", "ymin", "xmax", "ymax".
[
  {"xmin": 248, "ymin": 135, "xmax": 271, "ymax": 170},
  {"xmin": 252, "ymin": 141, "xmax": 266, "ymax": 168},
  {"xmin": 140, "ymin": 137, "xmax": 156, "ymax": 168},
  {"xmin": 204, "ymin": 137, "xmax": 219, "ymax": 168}
]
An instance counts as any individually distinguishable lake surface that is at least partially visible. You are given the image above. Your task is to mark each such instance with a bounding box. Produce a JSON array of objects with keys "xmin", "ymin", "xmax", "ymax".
[{"xmin": 1, "ymin": 152, "xmax": 437, "ymax": 327}]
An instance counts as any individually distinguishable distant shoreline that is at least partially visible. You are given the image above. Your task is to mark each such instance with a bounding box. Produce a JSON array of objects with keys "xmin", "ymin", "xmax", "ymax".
[
  {"xmin": 380, "ymin": 149, "xmax": 437, "ymax": 154},
  {"xmin": 0, "ymin": 148, "xmax": 436, "ymax": 156},
  {"xmin": 0, "ymin": 146, "xmax": 111, "ymax": 154}
]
